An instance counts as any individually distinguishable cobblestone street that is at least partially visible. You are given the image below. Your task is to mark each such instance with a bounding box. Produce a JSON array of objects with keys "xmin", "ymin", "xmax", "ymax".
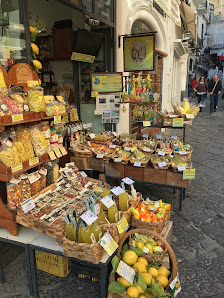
[{"xmin": 1, "ymin": 96, "xmax": 224, "ymax": 298}]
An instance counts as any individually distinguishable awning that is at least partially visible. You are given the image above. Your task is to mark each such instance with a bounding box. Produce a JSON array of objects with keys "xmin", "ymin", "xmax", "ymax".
[{"xmin": 180, "ymin": 2, "xmax": 196, "ymax": 40}]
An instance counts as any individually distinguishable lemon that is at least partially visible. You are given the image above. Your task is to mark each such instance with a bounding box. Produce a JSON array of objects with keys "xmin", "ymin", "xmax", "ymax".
[
  {"xmin": 123, "ymin": 250, "xmax": 138, "ymax": 266},
  {"xmin": 136, "ymin": 284, "xmax": 145, "ymax": 294},
  {"xmin": 32, "ymin": 60, "xmax": 42, "ymax": 70},
  {"xmin": 142, "ymin": 273, "xmax": 152, "ymax": 285},
  {"xmin": 156, "ymin": 275, "xmax": 169, "ymax": 288},
  {"xmin": 148, "ymin": 267, "xmax": 158, "ymax": 278},
  {"xmin": 133, "ymin": 262, "xmax": 147, "ymax": 273},
  {"xmin": 158, "ymin": 266, "xmax": 170, "ymax": 278},
  {"xmin": 127, "ymin": 287, "xmax": 139, "ymax": 298},
  {"xmin": 31, "ymin": 43, "xmax": 39, "ymax": 55},
  {"xmin": 152, "ymin": 277, "xmax": 155, "ymax": 283},
  {"xmin": 145, "ymin": 242, "xmax": 153, "ymax": 254},
  {"xmin": 137, "ymin": 257, "xmax": 148, "ymax": 267},
  {"xmin": 117, "ymin": 277, "xmax": 132, "ymax": 287},
  {"xmin": 136, "ymin": 240, "xmax": 144, "ymax": 250},
  {"xmin": 29, "ymin": 26, "xmax": 37, "ymax": 33}
]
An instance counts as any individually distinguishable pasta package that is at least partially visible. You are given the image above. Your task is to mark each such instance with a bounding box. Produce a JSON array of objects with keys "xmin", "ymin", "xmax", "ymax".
[
  {"xmin": 13, "ymin": 140, "xmax": 28, "ymax": 162},
  {"xmin": 27, "ymin": 86, "xmax": 46, "ymax": 112},
  {"xmin": 27, "ymin": 171, "xmax": 41, "ymax": 196},
  {"xmin": 29, "ymin": 125, "xmax": 48, "ymax": 157},
  {"xmin": 2, "ymin": 97, "xmax": 20, "ymax": 114},
  {"xmin": 16, "ymin": 127, "xmax": 35, "ymax": 159},
  {"xmin": 7, "ymin": 176, "xmax": 22, "ymax": 210},
  {"xmin": 19, "ymin": 173, "xmax": 31, "ymax": 203}
]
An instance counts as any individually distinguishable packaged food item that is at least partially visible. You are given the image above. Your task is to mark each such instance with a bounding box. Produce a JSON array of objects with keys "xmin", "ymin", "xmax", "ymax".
[
  {"xmin": 19, "ymin": 173, "xmax": 31, "ymax": 203},
  {"xmin": 50, "ymin": 127, "xmax": 58, "ymax": 151},
  {"xmin": 16, "ymin": 127, "xmax": 35, "ymax": 159},
  {"xmin": 27, "ymin": 86, "xmax": 46, "ymax": 112},
  {"xmin": 53, "ymin": 161, "xmax": 59, "ymax": 182},
  {"xmin": 2, "ymin": 97, "xmax": 20, "ymax": 114},
  {"xmin": 29, "ymin": 125, "xmax": 48, "ymax": 157},
  {"xmin": 41, "ymin": 121, "xmax": 51, "ymax": 152},
  {"xmin": 57, "ymin": 132, "xmax": 63, "ymax": 148},
  {"xmin": 39, "ymin": 167, "xmax": 47, "ymax": 190},
  {"xmin": 45, "ymin": 162, "xmax": 54, "ymax": 186},
  {"xmin": 28, "ymin": 171, "xmax": 41, "ymax": 196},
  {"xmin": 7, "ymin": 176, "xmax": 22, "ymax": 210},
  {"xmin": 0, "ymin": 69, "xmax": 8, "ymax": 98},
  {"xmin": 12, "ymin": 139, "xmax": 28, "ymax": 162},
  {"xmin": 0, "ymin": 99, "xmax": 11, "ymax": 115}
]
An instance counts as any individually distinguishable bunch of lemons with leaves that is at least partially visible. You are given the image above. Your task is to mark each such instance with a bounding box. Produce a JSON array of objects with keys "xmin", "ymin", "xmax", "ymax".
[
  {"xmin": 108, "ymin": 244, "xmax": 173, "ymax": 297},
  {"xmin": 29, "ymin": 18, "xmax": 43, "ymax": 73}
]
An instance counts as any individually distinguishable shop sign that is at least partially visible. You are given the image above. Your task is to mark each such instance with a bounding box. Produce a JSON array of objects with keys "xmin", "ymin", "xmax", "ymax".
[
  {"xmin": 172, "ymin": 118, "xmax": 183, "ymax": 127},
  {"xmin": 16, "ymin": 64, "xmax": 33, "ymax": 84},
  {"xmin": 91, "ymin": 72, "xmax": 123, "ymax": 93},
  {"xmin": 183, "ymin": 169, "xmax": 195, "ymax": 180},
  {"xmin": 154, "ymin": 0, "xmax": 181, "ymax": 27},
  {"xmin": 124, "ymin": 35, "xmax": 155, "ymax": 71},
  {"xmin": 71, "ymin": 52, "xmax": 95, "ymax": 63}
]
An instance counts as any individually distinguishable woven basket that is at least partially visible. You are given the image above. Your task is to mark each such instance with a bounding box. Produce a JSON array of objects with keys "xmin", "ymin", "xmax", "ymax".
[
  {"xmin": 173, "ymin": 147, "xmax": 193, "ymax": 158},
  {"xmin": 108, "ymin": 229, "xmax": 178, "ymax": 298},
  {"xmin": 171, "ymin": 161, "xmax": 192, "ymax": 172},
  {"xmin": 129, "ymin": 154, "xmax": 151, "ymax": 167},
  {"xmin": 111, "ymin": 154, "xmax": 132, "ymax": 165},
  {"xmin": 151, "ymin": 156, "xmax": 172, "ymax": 170},
  {"xmin": 159, "ymin": 114, "xmax": 180, "ymax": 120}
]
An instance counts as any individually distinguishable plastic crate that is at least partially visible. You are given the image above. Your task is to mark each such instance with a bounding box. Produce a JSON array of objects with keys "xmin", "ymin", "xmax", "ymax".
[
  {"xmin": 35, "ymin": 250, "xmax": 71, "ymax": 277},
  {"xmin": 73, "ymin": 261, "xmax": 102, "ymax": 283}
]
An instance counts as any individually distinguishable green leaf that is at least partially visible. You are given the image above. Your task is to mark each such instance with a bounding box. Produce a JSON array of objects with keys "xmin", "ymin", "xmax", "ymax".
[
  {"xmin": 121, "ymin": 243, "xmax": 129, "ymax": 257},
  {"xmin": 129, "ymin": 247, "xmax": 144, "ymax": 256},
  {"xmin": 133, "ymin": 279, "xmax": 137, "ymax": 287},
  {"xmin": 138, "ymin": 272, "xmax": 147, "ymax": 291},
  {"xmin": 111, "ymin": 255, "xmax": 119, "ymax": 275},
  {"xmin": 146, "ymin": 287, "xmax": 152, "ymax": 294},
  {"xmin": 108, "ymin": 282, "xmax": 125, "ymax": 293},
  {"xmin": 152, "ymin": 282, "xmax": 166, "ymax": 296}
]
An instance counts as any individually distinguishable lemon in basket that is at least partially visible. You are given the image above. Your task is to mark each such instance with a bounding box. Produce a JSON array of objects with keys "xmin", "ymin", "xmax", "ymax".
[
  {"xmin": 137, "ymin": 257, "xmax": 148, "ymax": 267},
  {"xmin": 127, "ymin": 287, "xmax": 139, "ymax": 298},
  {"xmin": 142, "ymin": 273, "xmax": 153, "ymax": 285},
  {"xmin": 148, "ymin": 267, "xmax": 159, "ymax": 278},
  {"xmin": 117, "ymin": 277, "xmax": 132, "ymax": 287},
  {"xmin": 158, "ymin": 266, "xmax": 170, "ymax": 278},
  {"xmin": 136, "ymin": 284, "xmax": 145, "ymax": 294},
  {"xmin": 123, "ymin": 250, "xmax": 138, "ymax": 266},
  {"xmin": 133, "ymin": 262, "xmax": 147, "ymax": 273},
  {"xmin": 156, "ymin": 275, "xmax": 169, "ymax": 288},
  {"xmin": 136, "ymin": 240, "xmax": 144, "ymax": 250}
]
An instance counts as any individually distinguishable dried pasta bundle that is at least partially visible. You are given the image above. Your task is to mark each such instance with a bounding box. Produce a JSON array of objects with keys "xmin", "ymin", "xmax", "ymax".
[
  {"xmin": 0, "ymin": 147, "xmax": 14, "ymax": 167},
  {"xmin": 16, "ymin": 127, "xmax": 35, "ymax": 159},
  {"xmin": 13, "ymin": 140, "xmax": 28, "ymax": 162},
  {"xmin": 29, "ymin": 125, "xmax": 48, "ymax": 157}
]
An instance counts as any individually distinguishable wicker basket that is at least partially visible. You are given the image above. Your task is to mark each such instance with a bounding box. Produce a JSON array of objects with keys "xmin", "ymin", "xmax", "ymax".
[
  {"xmin": 173, "ymin": 147, "xmax": 193, "ymax": 158},
  {"xmin": 71, "ymin": 149, "xmax": 93, "ymax": 158},
  {"xmin": 129, "ymin": 154, "xmax": 151, "ymax": 167},
  {"xmin": 171, "ymin": 160, "xmax": 192, "ymax": 172},
  {"xmin": 108, "ymin": 229, "xmax": 178, "ymax": 298},
  {"xmin": 111, "ymin": 154, "xmax": 132, "ymax": 165},
  {"xmin": 159, "ymin": 114, "xmax": 180, "ymax": 120},
  {"xmin": 151, "ymin": 156, "xmax": 172, "ymax": 170}
]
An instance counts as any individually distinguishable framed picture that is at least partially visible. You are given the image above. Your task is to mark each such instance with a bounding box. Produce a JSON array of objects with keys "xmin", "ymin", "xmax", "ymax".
[
  {"xmin": 123, "ymin": 34, "xmax": 155, "ymax": 71},
  {"xmin": 91, "ymin": 72, "xmax": 123, "ymax": 93}
]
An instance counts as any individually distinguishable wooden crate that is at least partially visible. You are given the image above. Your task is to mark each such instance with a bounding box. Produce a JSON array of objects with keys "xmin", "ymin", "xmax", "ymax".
[
  {"xmin": 124, "ymin": 165, "xmax": 144, "ymax": 181},
  {"xmin": 105, "ymin": 162, "xmax": 124, "ymax": 178},
  {"xmin": 160, "ymin": 221, "xmax": 173, "ymax": 244},
  {"xmin": 144, "ymin": 165, "xmax": 167, "ymax": 184},
  {"xmin": 88, "ymin": 157, "xmax": 105, "ymax": 172},
  {"xmin": 70, "ymin": 156, "xmax": 89, "ymax": 170},
  {"xmin": 166, "ymin": 169, "xmax": 191, "ymax": 188}
]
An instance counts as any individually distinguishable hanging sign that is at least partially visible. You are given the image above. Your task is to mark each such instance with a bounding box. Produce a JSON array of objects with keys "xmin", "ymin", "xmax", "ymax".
[
  {"xmin": 71, "ymin": 52, "xmax": 95, "ymax": 63},
  {"xmin": 91, "ymin": 72, "xmax": 123, "ymax": 93}
]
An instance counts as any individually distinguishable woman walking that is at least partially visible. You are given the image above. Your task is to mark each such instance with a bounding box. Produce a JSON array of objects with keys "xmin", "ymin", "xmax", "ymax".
[{"xmin": 194, "ymin": 76, "xmax": 208, "ymax": 110}]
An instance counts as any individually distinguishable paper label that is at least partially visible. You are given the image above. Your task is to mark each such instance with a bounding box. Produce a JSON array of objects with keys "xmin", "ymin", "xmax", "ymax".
[
  {"xmin": 112, "ymin": 132, "xmax": 117, "ymax": 137},
  {"xmin": 60, "ymin": 147, "xmax": 67, "ymax": 156},
  {"xmin": 156, "ymin": 134, "xmax": 162, "ymax": 139},
  {"xmin": 124, "ymin": 147, "xmax": 131, "ymax": 151},
  {"xmin": 29, "ymin": 157, "xmax": 39, "ymax": 166},
  {"xmin": 21, "ymin": 198, "xmax": 35, "ymax": 213},
  {"xmin": 9, "ymin": 176, "xmax": 21, "ymax": 184},
  {"xmin": 116, "ymin": 261, "xmax": 135, "ymax": 285},
  {"xmin": 39, "ymin": 168, "xmax": 47, "ymax": 176},
  {"xmin": 143, "ymin": 148, "xmax": 151, "ymax": 152},
  {"xmin": 80, "ymin": 171, "xmax": 87, "ymax": 177},
  {"xmin": 12, "ymin": 114, "xmax": 24, "ymax": 122},
  {"xmin": 27, "ymin": 80, "xmax": 39, "ymax": 87},
  {"xmin": 143, "ymin": 121, "xmax": 151, "ymax": 127},
  {"xmin": 143, "ymin": 134, "xmax": 149, "ymax": 138},
  {"xmin": 158, "ymin": 161, "xmax": 167, "ymax": 168},
  {"xmin": 172, "ymin": 118, "xmax": 184, "ymax": 127},
  {"xmin": 179, "ymin": 151, "xmax": 187, "ymax": 155},
  {"xmin": 114, "ymin": 158, "xmax": 122, "ymax": 163},
  {"xmin": 186, "ymin": 114, "xmax": 194, "ymax": 119},
  {"xmin": 100, "ymin": 196, "xmax": 115, "ymax": 208},
  {"xmin": 178, "ymin": 166, "xmax": 186, "ymax": 172},
  {"xmin": 0, "ymin": 73, "xmax": 6, "ymax": 87},
  {"xmin": 169, "ymin": 114, "xmax": 176, "ymax": 118},
  {"xmin": 54, "ymin": 115, "xmax": 61, "ymax": 124},
  {"xmin": 55, "ymin": 149, "xmax": 62, "ymax": 158},
  {"xmin": 171, "ymin": 136, "xmax": 177, "ymax": 139},
  {"xmin": 11, "ymin": 163, "xmax": 23, "ymax": 173},
  {"xmin": 169, "ymin": 273, "xmax": 181, "ymax": 297},
  {"xmin": 99, "ymin": 232, "xmax": 118, "ymax": 256},
  {"xmin": 89, "ymin": 133, "xmax": 96, "ymax": 139},
  {"xmin": 134, "ymin": 162, "xmax": 141, "ymax": 167},
  {"xmin": 183, "ymin": 169, "xmax": 195, "ymax": 180},
  {"xmin": 95, "ymin": 203, "xmax": 100, "ymax": 216},
  {"xmin": 80, "ymin": 210, "xmax": 98, "ymax": 226},
  {"xmin": 109, "ymin": 144, "xmax": 116, "ymax": 149},
  {"xmin": 91, "ymin": 91, "xmax": 98, "ymax": 98},
  {"xmin": 158, "ymin": 151, "xmax": 165, "ymax": 156},
  {"xmin": 143, "ymin": 247, "xmax": 150, "ymax": 253},
  {"xmin": 0, "ymin": 103, "xmax": 9, "ymax": 113},
  {"xmin": 28, "ymin": 172, "xmax": 41, "ymax": 184},
  {"xmin": 49, "ymin": 151, "xmax": 57, "ymax": 160},
  {"xmin": 111, "ymin": 186, "xmax": 125, "ymax": 196},
  {"xmin": 122, "ymin": 177, "xmax": 135, "ymax": 185},
  {"xmin": 96, "ymin": 154, "xmax": 104, "ymax": 159},
  {"xmin": 117, "ymin": 217, "xmax": 129, "ymax": 234}
]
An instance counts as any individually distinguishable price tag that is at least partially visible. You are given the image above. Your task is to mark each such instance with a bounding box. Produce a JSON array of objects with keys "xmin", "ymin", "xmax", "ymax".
[
  {"xmin": 172, "ymin": 118, "xmax": 184, "ymax": 127},
  {"xmin": 116, "ymin": 261, "xmax": 135, "ymax": 285},
  {"xmin": 29, "ymin": 157, "xmax": 39, "ymax": 166},
  {"xmin": 0, "ymin": 73, "xmax": 6, "ymax": 87},
  {"xmin": 111, "ymin": 186, "xmax": 125, "ymax": 196},
  {"xmin": 12, "ymin": 114, "xmax": 24, "ymax": 122},
  {"xmin": 21, "ymin": 198, "xmax": 35, "ymax": 214},
  {"xmin": 49, "ymin": 151, "xmax": 57, "ymax": 160},
  {"xmin": 134, "ymin": 162, "xmax": 141, "ymax": 167},
  {"xmin": 91, "ymin": 92, "xmax": 99, "ymax": 98},
  {"xmin": 89, "ymin": 133, "xmax": 96, "ymax": 139},
  {"xmin": 143, "ymin": 121, "xmax": 151, "ymax": 127},
  {"xmin": 99, "ymin": 232, "xmax": 118, "ymax": 256},
  {"xmin": 143, "ymin": 148, "xmax": 151, "ymax": 152},
  {"xmin": 122, "ymin": 177, "xmax": 135, "ymax": 185},
  {"xmin": 183, "ymin": 169, "xmax": 195, "ymax": 180},
  {"xmin": 186, "ymin": 114, "xmax": 194, "ymax": 119},
  {"xmin": 100, "ymin": 196, "xmax": 115, "ymax": 209},
  {"xmin": 27, "ymin": 80, "xmax": 39, "ymax": 87},
  {"xmin": 171, "ymin": 136, "xmax": 177, "ymax": 139},
  {"xmin": 143, "ymin": 134, "xmax": 149, "ymax": 138},
  {"xmin": 80, "ymin": 210, "xmax": 98, "ymax": 226},
  {"xmin": 11, "ymin": 163, "xmax": 23, "ymax": 173},
  {"xmin": 158, "ymin": 151, "xmax": 165, "ymax": 156},
  {"xmin": 112, "ymin": 132, "xmax": 117, "ymax": 137},
  {"xmin": 158, "ymin": 161, "xmax": 167, "ymax": 168},
  {"xmin": 168, "ymin": 114, "xmax": 176, "ymax": 118},
  {"xmin": 80, "ymin": 171, "xmax": 87, "ymax": 177},
  {"xmin": 55, "ymin": 149, "xmax": 62, "ymax": 158},
  {"xmin": 143, "ymin": 247, "xmax": 150, "ymax": 253},
  {"xmin": 178, "ymin": 166, "xmax": 186, "ymax": 172},
  {"xmin": 179, "ymin": 151, "xmax": 187, "ymax": 155},
  {"xmin": 124, "ymin": 147, "xmax": 131, "ymax": 151},
  {"xmin": 169, "ymin": 273, "xmax": 181, "ymax": 297},
  {"xmin": 96, "ymin": 154, "xmax": 104, "ymax": 159},
  {"xmin": 109, "ymin": 144, "xmax": 116, "ymax": 149},
  {"xmin": 117, "ymin": 217, "xmax": 129, "ymax": 234},
  {"xmin": 54, "ymin": 115, "xmax": 61, "ymax": 124},
  {"xmin": 114, "ymin": 158, "xmax": 122, "ymax": 163},
  {"xmin": 60, "ymin": 147, "xmax": 67, "ymax": 156},
  {"xmin": 156, "ymin": 134, "xmax": 162, "ymax": 139}
]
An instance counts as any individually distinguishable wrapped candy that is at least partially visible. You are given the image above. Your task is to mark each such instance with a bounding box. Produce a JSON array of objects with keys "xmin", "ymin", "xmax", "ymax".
[{"xmin": 27, "ymin": 86, "xmax": 46, "ymax": 112}]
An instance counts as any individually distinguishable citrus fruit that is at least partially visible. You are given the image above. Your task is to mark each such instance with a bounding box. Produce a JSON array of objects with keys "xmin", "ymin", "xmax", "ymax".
[
  {"xmin": 127, "ymin": 286, "xmax": 139, "ymax": 298},
  {"xmin": 31, "ymin": 43, "xmax": 39, "ymax": 55},
  {"xmin": 133, "ymin": 262, "xmax": 147, "ymax": 273},
  {"xmin": 142, "ymin": 273, "xmax": 153, "ymax": 285},
  {"xmin": 117, "ymin": 277, "xmax": 132, "ymax": 287},
  {"xmin": 158, "ymin": 266, "xmax": 170, "ymax": 278},
  {"xmin": 123, "ymin": 250, "xmax": 138, "ymax": 266},
  {"xmin": 136, "ymin": 284, "xmax": 145, "ymax": 294},
  {"xmin": 29, "ymin": 26, "xmax": 37, "ymax": 33},
  {"xmin": 148, "ymin": 267, "xmax": 159, "ymax": 278},
  {"xmin": 137, "ymin": 257, "xmax": 148, "ymax": 267},
  {"xmin": 156, "ymin": 275, "xmax": 169, "ymax": 288},
  {"xmin": 136, "ymin": 240, "xmax": 144, "ymax": 250}
]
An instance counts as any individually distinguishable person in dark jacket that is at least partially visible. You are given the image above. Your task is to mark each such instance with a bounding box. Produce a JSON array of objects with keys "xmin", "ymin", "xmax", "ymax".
[
  {"xmin": 194, "ymin": 76, "xmax": 208, "ymax": 109},
  {"xmin": 208, "ymin": 75, "xmax": 222, "ymax": 113}
]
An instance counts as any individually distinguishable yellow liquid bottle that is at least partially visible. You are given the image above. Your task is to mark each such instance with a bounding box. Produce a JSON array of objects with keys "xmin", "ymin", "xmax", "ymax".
[
  {"xmin": 99, "ymin": 206, "xmax": 109, "ymax": 223},
  {"xmin": 64, "ymin": 215, "xmax": 76, "ymax": 241},
  {"xmin": 91, "ymin": 204, "xmax": 103, "ymax": 242},
  {"xmin": 119, "ymin": 182, "xmax": 129, "ymax": 211},
  {"xmin": 108, "ymin": 197, "xmax": 119, "ymax": 223},
  {"xmin": 80, "ymin": 221, "xmax": 92, "ymax": 244}
]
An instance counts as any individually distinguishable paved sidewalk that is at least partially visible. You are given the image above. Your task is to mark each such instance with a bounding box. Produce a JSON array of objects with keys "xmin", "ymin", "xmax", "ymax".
[{"xmin": 1, "ymin": 96, "xmax": 224, "ymax": 297}]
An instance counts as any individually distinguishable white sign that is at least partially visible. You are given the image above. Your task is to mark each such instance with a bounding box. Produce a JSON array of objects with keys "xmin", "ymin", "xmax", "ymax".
[
  {"xmin": 156, "ymin": 134, "xmax": 162, "ymax": 139},
  {"xmin": 111, "ymin": 186, "xmax": 125, "ymax": 196},
  {"xmin": 169, "ymin": 114, "xmax": 176, "ymax": 118},
  {"xmin": 80, "ymin": 171, "xmax": 87, "ymax": 177},
  {"xmin": 134, "ymin": 162, "xmax": 141, "ymax": 167},
  {"xmin": 158, "ymin": 151, "xmax": 165, "ymax": 156},
  {"xmin": 171, "ymin": 136, "xmax": 177, "ymax": 139},
  {"xmin": 114, "ymin": 158, "xmax": 122, "ymax": 163},
  {"xmin": 109, "ymin": 145, "xmax": 116, "ymax": 149},
  {"xmin": 143, "ymin": 134, "xmax": 149, "ymax": 138},
  {"xmin": 96, "ymin": 154, "xmax": 104, "ymax": 159},
  {"xmin": 158, "ymin": 161, "xmax": 167, "ymax": 168},
  {"xmin": 90, "ymin": 133, "xmax": 96, "ymax": 139},
  {"xmin": 21, "ymin": 198, "xmax": 35, "ymax": 213},
  {"xmin": 179, "ymin": 151, "xmax": 187, "ymax": 155},
  {"xmin": 98, "ymin": 232, "xmax": 118, "ymax": 256},
  {"xmin": 124, "ymin": 147, "xmax": 131, "ymax": 151},
  {"xmin": 122, "ymin": 177, "xmax": 135, "ymax": 185},
  {"xmin": 178, "ymin": 166, "xmax": 186, "ymax": 172},
  {"xmin": 100, "ymin": 196, "xmax": 115, "ymax": 209},
  {"xmin": 116, "ymin": 261, "xmax": 135, "ymax": 285},
  {"xmin": 143, "ymin": 148, "xmax": 151, "ymax": 152},
  {"xmin": 80, "ymin": 210, "xmax": 98, "ymax": 226}
]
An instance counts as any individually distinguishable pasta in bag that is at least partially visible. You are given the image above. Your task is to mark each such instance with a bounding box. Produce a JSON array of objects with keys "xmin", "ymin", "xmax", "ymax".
[
  {"xmin": 16, "ymin": 127, "xmax": 35, "ymax": 159},
  {"xmin": 29, "ymin": 125, "xmax": 48, "ymax": 157},
  {"xmin": 27, "ymin": 86, "xmax": 46, "ymax": 112}
]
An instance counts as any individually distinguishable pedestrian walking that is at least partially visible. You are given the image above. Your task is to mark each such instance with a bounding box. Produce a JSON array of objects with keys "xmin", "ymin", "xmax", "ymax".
[
  {"xmin": 208, "ymin": 75, "xmax": 222, "ymax": 113},
  {"xmin": 191, "ymin": 78, "xmax": 197, "ymax": 99},
  {"xmin": 194, "ymin": 76, "xmax": 208, "ymax": 111}
]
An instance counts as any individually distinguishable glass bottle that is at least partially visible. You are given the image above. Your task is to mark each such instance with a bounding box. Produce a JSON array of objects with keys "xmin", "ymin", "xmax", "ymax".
[
  {"xmin": 80, "ymin": 220, "xmax": 92, "ymax": 244},
  {"xmin": 64, "ymin": 215, "xmax": 76, "ymax": 241},
  {"xmin": 119, "ymin": 182, "xmax": 129, "ymax": 212},
  {"xmin": 108, "ymin": 195, "xmax": 119, "ymax": 223}
]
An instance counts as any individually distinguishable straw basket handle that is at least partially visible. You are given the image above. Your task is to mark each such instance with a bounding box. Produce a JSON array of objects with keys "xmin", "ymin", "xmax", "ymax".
[{"xmin": 116, "ymin": 228, "xmax": 178, "ymax": 279}]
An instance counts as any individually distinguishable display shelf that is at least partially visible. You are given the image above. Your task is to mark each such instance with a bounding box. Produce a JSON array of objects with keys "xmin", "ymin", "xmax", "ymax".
[
  {"xmin": 0, "ymin": 197, "xmax": 17, "ymax": 236},
  {"xmin": 0, "ymin": 225, "xmax": 40, "ymax": 244},
  {"xmin": 118, "ymin": 101, "xmax": 159, "ymax": 104}
]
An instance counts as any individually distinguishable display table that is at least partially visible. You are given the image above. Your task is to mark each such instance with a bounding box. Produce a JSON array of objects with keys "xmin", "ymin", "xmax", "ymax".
[{"xmin": 0, "ymin": 226, "xmax": 113, "ymax": 298}]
